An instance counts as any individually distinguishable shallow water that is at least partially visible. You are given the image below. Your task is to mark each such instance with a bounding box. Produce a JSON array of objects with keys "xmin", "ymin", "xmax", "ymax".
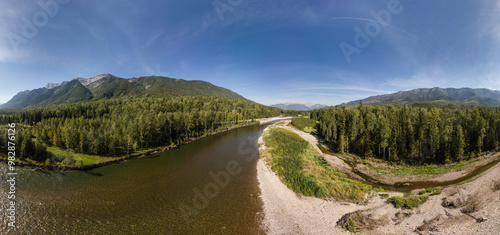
[{"xmin": 0, "ymin": 124, "xmax": 268, "ymax": 234}]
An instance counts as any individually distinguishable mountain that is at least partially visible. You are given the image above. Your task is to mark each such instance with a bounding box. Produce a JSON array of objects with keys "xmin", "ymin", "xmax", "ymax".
[
  {"xmin": 344, "ymin": 88, "xmax": 500, "ymax": 107},
  {"xmin": 271, "ymin": 102, "xmax": 328, "ymax": 110},
  {"xmin": 1, "ymin": 80, "xmax": 94, "ymax": 109},
  {"xmin": 0, "ymin": 74, "xmax": 246, "ymax": 109}
]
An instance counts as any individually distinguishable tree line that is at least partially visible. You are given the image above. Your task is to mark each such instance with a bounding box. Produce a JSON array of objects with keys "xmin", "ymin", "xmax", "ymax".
[
  {"xmin": 311, "ymin": 104, "xmax": 500, "ymax": 163},
  {"xmin": 0, "ymin": 96, "xmax": 303, "ymax": 165}
]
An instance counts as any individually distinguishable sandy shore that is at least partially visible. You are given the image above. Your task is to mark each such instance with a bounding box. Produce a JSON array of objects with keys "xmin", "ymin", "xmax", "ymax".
[
  {"xmin": 257, "ymin": 122, "xmax": 500, "ymax": 234},
  {"xmin": 257, "ymin": 116, "xmax": 293, "ymax": 124}
]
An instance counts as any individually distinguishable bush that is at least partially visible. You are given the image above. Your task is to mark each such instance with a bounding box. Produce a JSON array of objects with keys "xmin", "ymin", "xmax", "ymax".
[
  {"xmin": 61, "ymin": 154, "xmax": 75, "ymax": 166},
  {"xmin": 53, "ymin": 152, "xmax": 76, "ymax": 166},
  {"xmin": 388, "ymin": 196, "xmax": 429, "ymax": 209}
]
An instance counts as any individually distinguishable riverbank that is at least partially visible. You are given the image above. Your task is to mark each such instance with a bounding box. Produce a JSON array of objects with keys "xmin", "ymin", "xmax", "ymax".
[
  {"xmin": 1, "ymin": 120, "xmax": 266, "ymax": 171},
  {"xmin": 257, "ymin": 121, "xmax": 500, "ymax": 234}
]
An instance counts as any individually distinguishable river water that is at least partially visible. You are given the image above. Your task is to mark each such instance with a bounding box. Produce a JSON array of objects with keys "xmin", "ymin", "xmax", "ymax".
[{"xmin": 0, "ymin": 124, "xmax": 267, "ymax": 234}]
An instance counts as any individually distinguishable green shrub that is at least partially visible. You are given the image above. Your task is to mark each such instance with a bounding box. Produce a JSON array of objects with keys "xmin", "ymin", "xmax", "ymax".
[
  {"xmin": 418, "ymin": 187, "xmax": 440, "ymax": 195},
  {"xmin": 388, "ymin": 196, "xmax": 429, "ymax": 209},
  {"xmin": 430, "ymin": 190, "xmax": 442, "ymax": 196}
]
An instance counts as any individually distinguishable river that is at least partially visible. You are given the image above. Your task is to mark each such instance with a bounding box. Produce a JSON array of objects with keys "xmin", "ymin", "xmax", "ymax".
[{"xmin": 0, "ymin": 124, "xmax": 268, "ymax": 234}]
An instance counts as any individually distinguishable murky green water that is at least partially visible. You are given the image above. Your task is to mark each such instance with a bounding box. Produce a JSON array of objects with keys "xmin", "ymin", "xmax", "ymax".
[{"xmin": 0, "ymin": 124, "xmax": 267, "ymax": 234}]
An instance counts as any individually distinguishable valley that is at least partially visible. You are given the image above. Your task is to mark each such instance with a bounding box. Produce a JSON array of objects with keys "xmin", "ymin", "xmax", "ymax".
[{"xmin": 0, "ymin": 74, "xmax": 499, "ymax": 234}]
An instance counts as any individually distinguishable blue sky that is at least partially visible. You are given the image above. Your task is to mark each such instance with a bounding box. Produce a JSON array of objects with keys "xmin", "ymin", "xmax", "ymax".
[{"xmin": 1, "ymin": 0, "xmax": 499, "ymax": 105}]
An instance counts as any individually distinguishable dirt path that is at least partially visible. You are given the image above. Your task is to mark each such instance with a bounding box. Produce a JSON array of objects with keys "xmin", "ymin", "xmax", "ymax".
[{"xmin": 257, "ymin": 121, "xmax": 500, "ymax": 234}]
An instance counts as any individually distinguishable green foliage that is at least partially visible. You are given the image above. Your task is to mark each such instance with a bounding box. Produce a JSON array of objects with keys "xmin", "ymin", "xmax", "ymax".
[
  {"xmin": 262, "ymin": 128, "xmax": 371, "ymax": 201},
  {"xmin": 388, "ymin": 196, "xmax": 429, "ymax": 209},
  {"xmin": 430, "ymin": 189, "xmax": 442, "ymax": 196},
  {"xmin": 312, "ymin": 105, "xmax": 500, "ymax": 164},
  {"xmin": 373, "ymin": 187, "xmax": 386, "ymax": 192},
  {"xmin": 379, "ymin": 193, "xmax": 389, "ymax": 199},
  {"xmin": 291, "ymin": 117, "xmax": 316, "ymax": 133},
  {"xmin": 418, "ymin": 187, "xmax": 440, "ymax": 195}
]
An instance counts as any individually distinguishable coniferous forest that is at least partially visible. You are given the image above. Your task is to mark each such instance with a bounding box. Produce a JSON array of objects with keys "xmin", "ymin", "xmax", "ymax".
[
  {"xmin": 312, "ymin": 105, "xmax": 500, "ymax": 164},
  {"xmin": 0, "ymin": 96, "xmax": 301, "ymax": 166}
]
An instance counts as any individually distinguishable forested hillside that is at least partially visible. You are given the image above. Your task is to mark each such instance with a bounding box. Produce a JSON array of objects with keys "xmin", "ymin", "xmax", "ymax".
[
  {"xmin": 344, "ymin": 88, "xmax": 500, "ymax": 107},
  {"xmin": 0, "ymin": 96, "xmax": 291, "ymax": 167},
  {"xmin": 312, "ymin": 105, "xmax": 500, "ymax": 163}
]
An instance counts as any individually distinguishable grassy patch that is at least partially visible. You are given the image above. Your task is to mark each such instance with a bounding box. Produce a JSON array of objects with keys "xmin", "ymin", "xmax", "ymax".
[
  {"xmin": 418, "ymin": 187, "xmax": 441, "ymax": 196},
  {"xmin": 47, "ymin": 146, "xmax": 118, "ymax": 167},
  {"xmin": 291, "ymin": 117, "xmax": 316, "ymax": 133},
  {"xmin": 387, "ymin": 196, "xmax": 429, "ymax": 209},
  {"xmin": 369, "ymin": 159, "xmax": 480, "ymax": 177},
  {"xmin": 262, "ymin": 127, "xmax": 371, "ymax": 201},
  {"xmin": 430, "ymin": 190, "xmax": 442, "ymax": 196},
  {"xmin": 373, "ymin": 187, "xmax": 386, "ymax": 192}
]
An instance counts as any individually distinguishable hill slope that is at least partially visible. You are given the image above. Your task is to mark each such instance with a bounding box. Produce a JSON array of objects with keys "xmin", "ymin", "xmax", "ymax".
[
  {"xmin": 0, "ymin": 74, "xmax": 246, "ymax": 109},
  {"xmin": 344, "ymin": 88, "xmax": 500, "ymax": 106}
]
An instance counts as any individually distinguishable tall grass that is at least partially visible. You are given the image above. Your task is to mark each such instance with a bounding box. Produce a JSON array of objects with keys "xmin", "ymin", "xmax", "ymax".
[
  {"xmin": 291, "ymin": 117, "xmax": 316, "ymax": 133},
  {"xmin": 262, "ymin": 127, "xmax": 371, "ymax": 201}
]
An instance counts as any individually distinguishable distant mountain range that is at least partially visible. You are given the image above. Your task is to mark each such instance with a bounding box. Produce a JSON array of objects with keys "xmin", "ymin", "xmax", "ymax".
[
  {"xmin": 4, "ymin": 75, "xmax": 499, "ymax": 111},
  {"xmin": 344, "ymin": 88, "xmax": 500, "ymax": 107},
  {"xmin": 271, "ymin": 102, "xmax": 328, "ymax": 110},
  {"xmin": 0, "ymin": 73, "xmax": 246, "ymax": 109}
]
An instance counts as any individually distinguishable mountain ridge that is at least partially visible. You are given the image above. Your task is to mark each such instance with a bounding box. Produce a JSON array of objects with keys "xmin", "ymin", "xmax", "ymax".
[
  {"xmin": 343, "ymin": 87, "xmax": 500, "ymax": 107},
  {"xmin": 271, "ymin": 102, "xmax": 328, "ymax": 110},
  {"xmin": 0, "ymin": 74, "xmax": 247, "ymax": 109}
]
